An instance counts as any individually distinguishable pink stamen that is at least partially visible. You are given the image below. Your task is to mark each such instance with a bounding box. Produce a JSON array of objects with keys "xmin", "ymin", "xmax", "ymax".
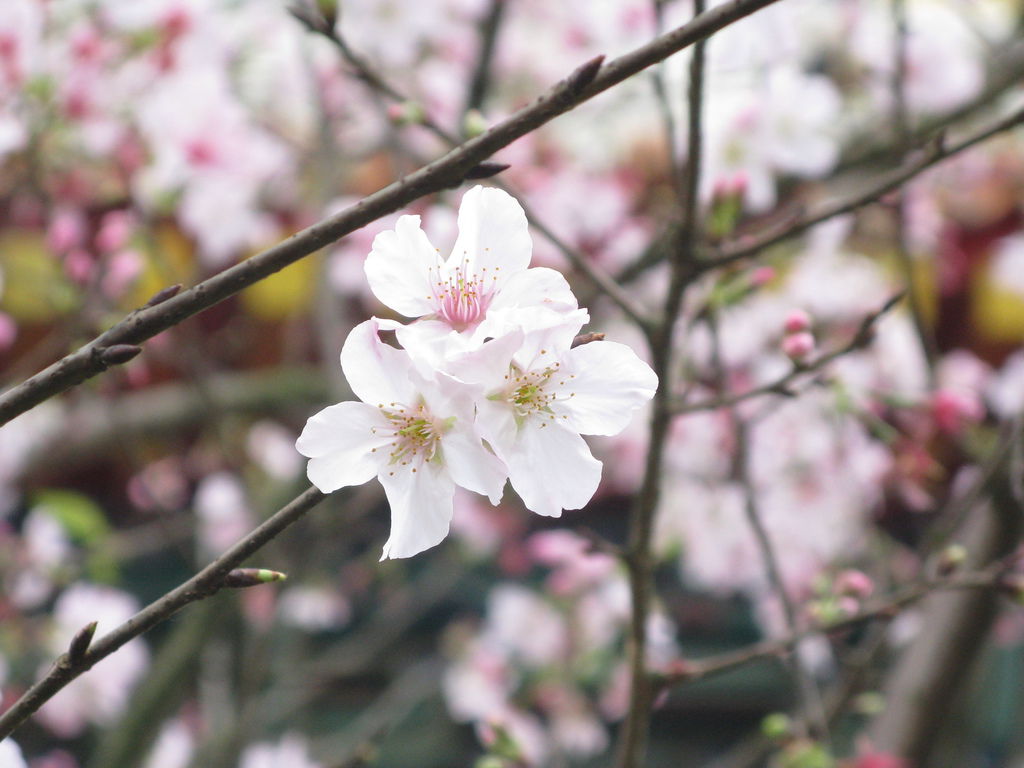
[{"xmin": 431, "ymin": 260, "xmax": 495, "ymax": 331}]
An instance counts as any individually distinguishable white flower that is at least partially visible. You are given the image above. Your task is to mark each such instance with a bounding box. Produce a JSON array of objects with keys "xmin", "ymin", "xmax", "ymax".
[
  {"xmin": 295, "ymin": 318, "xmax": 507, "ymax": 559},
  {"xmin": 449, "ymin": 319, "xmax": 657, "ymax": 517},
  {"xmin": 364, "ymin": 185, "xmax": 579, "ymax": 363},
  {"xmin": 240, "ymin": 733, "xmax": 320, "ymax": 768},
  {"xmin": 0, "ymin": 738, "xmax": 27, "ymax": 768}
]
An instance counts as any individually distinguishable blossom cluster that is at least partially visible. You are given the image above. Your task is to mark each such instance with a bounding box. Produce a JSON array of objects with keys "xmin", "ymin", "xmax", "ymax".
[
  {"xmin": 296, "ymin": 186, "xmax": 657, "ymax": 559},
  {"xmin": 443, "ymin": 529, "xmax": 679, "ymax": 764}
]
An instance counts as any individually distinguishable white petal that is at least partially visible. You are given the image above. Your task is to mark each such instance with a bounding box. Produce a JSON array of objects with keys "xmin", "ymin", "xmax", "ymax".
[
  {"xmin": 510, "ymin": 310, "xmax": 589, "ymax": 371},
  {"xmin": 393, "ymin": 319, "xmax": 464, "ymax": 371},
  {"xmin": 489, "ymin": 267, "xmax": 578, "ymax": 313},
  {"xmin": 507, "ymin": 420, "xmax": 602, "ymax": 517},
  {"xmin": 445, "ymin": 330, "xmax": 523, "ymax": 389},
  {"xmin": 297, "ymin": 402, "xmax": 390, "ymax": 492},
  {"xmin": 365, "ymin": 215, "xmax": 439, "ymax": 318},
  {"xmin": 558, "ymin": 341, "xmax": 658, "ymax": 436},
  {"xmin": 341, "ymin": 318, "xmax": 416, "ymax": 406},
  {"xmin": 449, "ymin": 186, "xmax": 531, "ymax": 290},
  {"xmin": 379, "ymin": 461, "xmax": 455, "ymax": 559},
  {"xmin": 473, "ymin": 397, "xmax": 520, "ymax": 462},
  {"xmin": 442, "ymin": 425, "xmax": 507, "ymax": 504}
]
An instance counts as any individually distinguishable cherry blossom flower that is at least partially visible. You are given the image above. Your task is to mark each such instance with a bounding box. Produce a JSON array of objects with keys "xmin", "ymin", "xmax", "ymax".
[
  {"xmin": 449, "ymin": 319, "xmax": 657, "ymax": 517},
  {"xmin": 240, "ymin": 734, "xmax": 320, "ymax": 768},
  {"xmin": 364, "ymin": 185, "xmax": 579, "ymax": 362},
  {"xmin": 295, "ymin": 318, "xmax": 507, "ymax": 559},
  {"xmin": 0, "ymin": 739, "xmax": 27, "ymax": 768}
]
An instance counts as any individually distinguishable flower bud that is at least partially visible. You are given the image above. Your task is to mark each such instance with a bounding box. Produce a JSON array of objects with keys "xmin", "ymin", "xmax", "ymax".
[
  {"xmin": 834, "ymin": 569, "xmax": 874, "ymax": 599},
  {"xmin": 222, "ymin": 568, "xmax": 287, "ymax": 588},
  {"xmin": 761, "ymin": 712, "xmax": 793, "ymax": 740},
  {"xmin": 749, "ymin": 266, "xmax": 776, "ymax": 287},
  {"xmin": 463, "ymin": 108, "xmax": 488, "ymax": 138},
  {"xmin": 784, "ymin": 309, "xmax": 812, "ymax": 334},
  {"xmin": 853, "ymin": 691, "xmax": 886, "ymax": 716},
  {"xmin": 934, "ymin": 543, "xmax": 967, "ymax": 575},
  {"xmin": 387, "ymin": 101, "xmax": 426, "ymax": 126},
  {"xmin": 782, "ymin": 331, "xmax": 815, "ymax": 362}
]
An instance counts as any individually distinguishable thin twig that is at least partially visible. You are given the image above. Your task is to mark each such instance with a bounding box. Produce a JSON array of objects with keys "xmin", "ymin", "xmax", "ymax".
[
  {"xmin": 733, "ymin": 409, "xmax": 830, "ymax": 741},
  {"xmin": 0, "ymin": 0, "xmax": 784, "ymax": 429},
  {"xmin": 0, "ymin": 485, "xmax": 327, "ymax": 740},
  {"xmin": 889, "ymin": 0, "xmax": 938, "ymax": 383},
  {"xmin": 463, "ymin": 0, "xmax": 507, "ymax": 120},
  {"xmin": 302, "ymin": 12, "xmax": 652, "ymax": 328},
  {"xmin": 702, "ymin": 102, "xmax": 1024, "ymax": 270},
  {"xmin": 672, "ymin": 292, "xmax": 904, "ymax": 414},
  {"xmin": 650, "ymin": 0, "xmax": 683, "ymax": 191},
  {"xmin": 654, "ymin": 567, "xmax": 1017, "ymax": 692},
  {"xmin": 616, "ymin": 2, "xmax": 707, "ymax": 765}
]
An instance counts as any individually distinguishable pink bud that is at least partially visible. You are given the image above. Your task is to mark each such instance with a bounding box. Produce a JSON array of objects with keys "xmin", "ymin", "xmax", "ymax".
[
  {"xmin": 749, "ymin": 266, "xmax": 776, "ymax": 287},
  {"xmin": 784, "ymin": 309, "xmax": 812, "ymax": 334},
  {"xmin": 71, "ymin": 27, "xmax": 104, "ymax": 64},
  {"xmin": 729, "ymin": 170, "xmax": 749, "ymax": 197},
  {"xmin": 855, "ymin": 752, "xmax": 908, "ymax": 768},
  {"xmin": 835, "ymin": 569, "xmax": 874, "ymax": 599},
  {"xmin": 96, "ymin": 211, "xmax": 135, "ymax": 253},
  {"xmin": 115, "ymin": 135, "xmax": 146, "ymax": 175},
  {"xmin": 47, "ymin": 208, "xmax": 86, "ymax": 254},
  {"xmin": 161, "ymin": 6, "xmax": 191, "ymax": 40},
  {"xmin": 101, "ymin": 249, "xmax": 142, "ymax": 299},
  {"xmin": 0, "ymin": 312, "xmax": 16, "ymax": 351},
  {"xmin": 782, "ymin": 332, "xmax": 815, "ymax": 361},
  {"xmin": 837, "ymin": 596, "xmax": 861, "ymax": 617},
  {"xmin": 64, "ymin": 248, "xmax": 95, "ymax": 284},
  {"xmin": 931, "ymin": 389, "xmax": 984, "ymax": 435},
  {"xmin": 477, "ymin": 720, "xmax": 498, "ymax": 747},
  {"xmin": 386, "ymin": 103, "xmax": 405, "ymax": 124}
]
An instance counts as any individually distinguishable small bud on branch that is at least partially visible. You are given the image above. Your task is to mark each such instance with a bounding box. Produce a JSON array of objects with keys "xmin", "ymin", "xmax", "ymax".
[
  {"xmin": 571, "ymin": 332, "xmax": 606, "ymax": 348},
  {"xmin": 222, "ymin": 568, "xmax": 288, "ymax": 588},
  {"xmin": 566, "ymin": 55, "xmax": 605, "ymax": 95},
  {"xmin": 98, "ymin": 344, "xmax": 143, "ymax": 366},
  {"xmin": 67, "ymin": 621, "xmax": 98, "ymax": 665},
  {"xmin": 144, "ymin": 283, "xmax": 183, "ymax": 308},
  {"xmin": 463, "ymin": 162, "xmax": 511, "ymax": 181}
]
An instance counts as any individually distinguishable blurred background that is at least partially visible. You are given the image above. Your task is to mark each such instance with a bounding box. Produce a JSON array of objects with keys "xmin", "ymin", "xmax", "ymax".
[{"xmin": 1, "ymin": 0, "xmax": 1024, "ymax": 766}]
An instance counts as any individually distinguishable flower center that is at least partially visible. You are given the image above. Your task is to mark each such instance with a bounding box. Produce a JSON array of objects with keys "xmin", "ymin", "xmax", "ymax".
[
  {"xmin": 496, "ymin": 355, "xmax": 577, "ymax": 425},
  {"xmin": 430, "ymin": 257, "xmax": 499, "ymax": 331},
  {"xmin": 371, "ymin": 401, "xmax": 452, "ymax": 474}
]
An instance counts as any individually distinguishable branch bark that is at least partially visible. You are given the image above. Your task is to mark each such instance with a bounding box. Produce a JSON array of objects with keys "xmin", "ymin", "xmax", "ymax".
[
  {"xmin": 0, "ymin": 485, "xmax": 327, "ymax": 740},
  {"xmin": 0, "ymin": 0, "xmax": 783, "ymax": 429}
]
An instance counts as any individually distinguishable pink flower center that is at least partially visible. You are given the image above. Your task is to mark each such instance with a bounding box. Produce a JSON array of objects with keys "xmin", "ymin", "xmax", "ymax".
[
  {"xmin": 430, "ymin": 259, "xmax": 498, "ymax": 331},
  {"xmin": 185, "ymin": 137, "xmax": 218, "ymax": 167}
]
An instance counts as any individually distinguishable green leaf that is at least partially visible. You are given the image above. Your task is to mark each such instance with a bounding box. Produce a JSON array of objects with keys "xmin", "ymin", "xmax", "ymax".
[{"xmin": 35, "ymin": 490, "xmax": 110, "ymax": 546}]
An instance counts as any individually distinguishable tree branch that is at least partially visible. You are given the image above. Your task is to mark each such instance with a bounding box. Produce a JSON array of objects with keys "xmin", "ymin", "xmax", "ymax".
[
  {"xmin": 0, "ymin": 0, "xmax": 783, "ymax": 429},
  {"xmin": 654, "ymin": 567, "xmax": 1018, "ymax": 693},
  {"xmin": 616, "ymin": 2, "xmax": 708, "ymax": 764},
  {"xmin": 671, "ymin": 292, "xmax": 903, "ymax": 414},
  {"xmin": 0, "ymin": 485, "xmax": 327, "ymax": 740},
  {"xmin": 701, "ymin": 102, "xmax": 1024, "ymax": 270}
]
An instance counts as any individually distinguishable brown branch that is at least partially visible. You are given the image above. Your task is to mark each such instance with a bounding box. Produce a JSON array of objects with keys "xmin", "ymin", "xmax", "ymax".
[
  {"xmin": 889, "ymin": 0, "xmax": 938, "ymax": 384},
  {"xmin": 463, "ymin": 0, "xmax": 507, "ymax": 120},
  {"xmin": 300, "ymin": 11, "xmax": 651, "ymax": 328},
  {"xmin": 701, "ymin": 102, "xmax": 1024, "ymax": 271},
  {"xmin": 672, "ymin": 292, "xmax": 904, "ymax": 414},
  {"xmin": 0, "ymin": 0, "xmax": 783, "ymax": 429},
  {"xmin": 616, "ymin": 2, "xmax": 708, "ymax": 764},
  {"xmin": 0, "ymin": 485, "xmax": 327, "ymax": 740},
  {"xmin": 653, "ymin": 568, "xmax": 1017, "ymax": 694}
]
